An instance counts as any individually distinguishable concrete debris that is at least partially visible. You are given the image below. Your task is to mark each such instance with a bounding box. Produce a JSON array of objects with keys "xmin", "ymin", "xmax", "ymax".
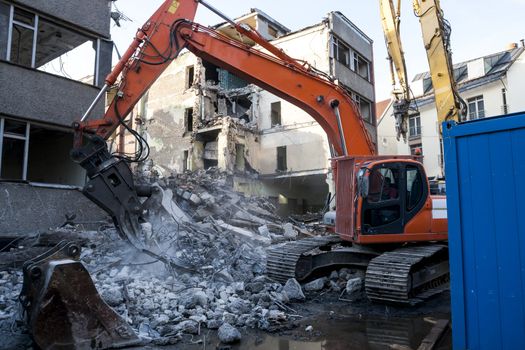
[
  {"xmin": 283, "ymin": 278, "xmax": 305, "ymax": 301},
  {"xmin": 0, "ymin": 169, "xmax": 358, "ymax": 346},
  {"xmin": 303, "ymin": 277, "xmax": 327, "ymax": 292},
  {"xmin": 218, "ymin": 322, "xmax": 242, "ymax": 343},
  {"xmin": 346, "ymin": 277, "xmax": 364, "ymax": 295},
  {"xmin": 283, "ymin": 223, "xmax": 298, "ymax": 240}
]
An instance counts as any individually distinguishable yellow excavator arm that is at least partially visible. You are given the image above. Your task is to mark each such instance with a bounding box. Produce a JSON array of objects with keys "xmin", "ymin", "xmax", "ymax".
[{"xmin": 380, "ymin": 0, "xmax": 466, "ymax": 141}]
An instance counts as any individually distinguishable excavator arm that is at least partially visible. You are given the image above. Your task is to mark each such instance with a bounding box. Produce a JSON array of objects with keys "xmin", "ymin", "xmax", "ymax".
[
  {"xmin": 71, "ymin": 0, "xmax": 375, "ymax": 247},
  {"xmin": 380, "ymin": 0, "xmax": 465, "ymax": 141}
]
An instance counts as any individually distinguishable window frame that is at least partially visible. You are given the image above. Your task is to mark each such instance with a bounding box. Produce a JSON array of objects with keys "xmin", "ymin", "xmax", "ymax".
[
  {"xmin": 0, "ymin": 118, "xmax": 30, "ymax": 181},
  {"xmin": 270, "ymin": 101, "xmax": 282, "ymax": 127},
  {"xmin": 467, "ymin": 95, "xmax": 485, "ymax": 120},
  {"xmin": 7, "ymin": 5, "xmax": 38, "ymax": 68},
  {"xmin": 409, "ymin": 114, "xmax": 422, "ymax": 138}
]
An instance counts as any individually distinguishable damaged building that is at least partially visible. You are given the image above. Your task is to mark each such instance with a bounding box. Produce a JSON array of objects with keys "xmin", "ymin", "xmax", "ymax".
[
  {"xmin": 0, "ymin": 0, "xmax": 112, "ymax": 234},
  {"xmin": 128, "ymin": 9, "xmax": 376, "ymax": 215}
]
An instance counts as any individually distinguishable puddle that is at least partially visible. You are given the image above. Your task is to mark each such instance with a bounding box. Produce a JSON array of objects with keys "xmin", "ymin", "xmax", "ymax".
[
  {"xmin": 244, "ymin": 314, "xmax": 449, "ymax": 350},
  {"xmin": 162, "ymin": 311, "xmax": 451, "ymax": 350}
]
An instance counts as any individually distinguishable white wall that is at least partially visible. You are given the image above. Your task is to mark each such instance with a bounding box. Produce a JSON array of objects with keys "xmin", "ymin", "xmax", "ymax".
[{"xmin": 505, "ymin": 52, "xmax": 525, "ymax": 113}]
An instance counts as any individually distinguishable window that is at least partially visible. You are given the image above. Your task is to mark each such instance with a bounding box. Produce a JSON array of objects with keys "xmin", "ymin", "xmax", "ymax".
[
  {"xmin": 0, "ymin": 118, "xmax": 84, "ymax": 185},
  {"xmin": 186, "ymin": 66, "xmax": 195, "ymax": 88},
  {"xmin": 332, "ymin": 36, "xmax": 350, "ymax": 67},
  {"xmin": 182, "ymin": 150, "xmax": 189, "ymax": 172},
  {"xmin": 267, "ymin": 25, "xmax": 278, "ymax": 38},
  {"xmin": 409, "ymin": 115, "xmax": 421, "ymax": 138},
  {"xmin": 467, "ymin": 95, "xmax": 485, "ymax": 120},
  {"xmin": 406, "ymin": 165, "xmax": 424, "ymax": 211},
  {"xmin": 235, "ymin": 144, "xmax": 245, "ymax": 171},
  {"xmin": 271, "ymin": 102, "xmax": 281, "ymax": 127},
  {"xmin": 276, "ymin": 146, "xmax": 287, "ymax": 171},
  {"xmin": 352, "ymin": 93, "xmax": 372, "ymax": 123},
  {"xmin": 352, "ymin": 51, "xmax": 370, "ymax": 81},
  {"xmin": 363, "ymin": 165, "xmax": 401, "ymax": 229},
  {"xmin": 0, "ymin": 118, "xmax": 29, "ymax": 180},
  {"xmin": 6, "ymin": 6, "xmax": 99, "ymax": 84},
  {"xmin": 185, "ymin": 108, "xmax": 193, "ymax": 132},
  {"xmin": 368, "ymin": 167, "xmax": 399, "ymax": 203},
  {"xmin": 410, "ymin": 143, "xmax": 423, "ymax": 155}
]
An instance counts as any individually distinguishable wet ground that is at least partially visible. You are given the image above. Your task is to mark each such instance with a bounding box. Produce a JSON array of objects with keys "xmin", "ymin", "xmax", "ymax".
[
  {"xmin": 1, "ymin": 292, "xmax": 451, "ymax": 350},
  {"xmin": 139, "ymin": 291, "xmax": 452, "ymax": 350}
]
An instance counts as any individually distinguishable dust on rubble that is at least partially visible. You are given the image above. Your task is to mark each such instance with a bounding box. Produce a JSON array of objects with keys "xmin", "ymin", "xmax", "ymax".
[{"xmin": 1, "ymin": 168, "xmax": 345, "ymax": 347}]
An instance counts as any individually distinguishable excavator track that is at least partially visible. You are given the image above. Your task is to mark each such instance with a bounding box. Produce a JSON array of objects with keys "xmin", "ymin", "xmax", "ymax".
[
  {"xmin": 266, "ymin": 235, "xmax": 343, "ymax": 283},
  {"xmin": 365, "ymin": 245, "xmax": 449, "ymax": 304}
]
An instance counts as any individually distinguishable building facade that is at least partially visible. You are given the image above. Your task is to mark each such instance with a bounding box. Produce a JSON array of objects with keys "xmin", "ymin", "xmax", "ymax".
[
  {"xmin": 377, "ymin": 44, "xmax": 525, "ymax": 179},
  {"xmin": 0, "ymin": 0, "xmax": 113, "ymax": 234},
  {"xmin": 130, "ymin": 9, "xmax": 376, "ymax": 215}
]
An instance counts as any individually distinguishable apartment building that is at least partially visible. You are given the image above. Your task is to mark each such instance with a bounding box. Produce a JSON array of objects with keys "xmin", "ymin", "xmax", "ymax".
[
  {"xmin": 122, "ymin": 9, "xmax": 376, "ymax": 215},
  {"xmin": 378, "ymin": 44, "xmax": 525, "ymax": 178}
]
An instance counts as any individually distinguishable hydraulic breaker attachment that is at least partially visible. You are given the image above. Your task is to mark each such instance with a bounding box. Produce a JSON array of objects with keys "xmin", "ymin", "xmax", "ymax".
[
  {"xmin": 19, "ymin": 241, "xmax": 140, "ymax": 350},
  {"xmin": 71, "ymin": 136, "xmax": 148, "ymax": 247}
]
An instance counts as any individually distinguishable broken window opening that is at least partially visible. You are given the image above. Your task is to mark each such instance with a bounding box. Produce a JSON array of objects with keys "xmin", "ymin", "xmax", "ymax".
[
  {"xmin": 271, "ymin": 101, "xmax": 282, "ymax": 127},
  {"xmin": 185, "ymin": 108, "xmax": 194, "ymax": 132},
  {"xmin": 276, "ymin": 146, "xmax": 287, "ymax": 172},
  {"xmin": 235, "ymin": 144, "xmax": 245, "ymax": 172},
  {"xmin": 0, "ymin": 118, "xmax": 29, "ymax": 181},
  {"xmin": 186, "ymin": 65, "xmax": 195, "ymax": 89},
  {"xmin": 332, "ymin": 36, "xmax": 350, "ymax": 67},
  {"xmin": 183, "ymin": 150, "xmax": 189, "ymax": 172},
  {"xmin": 196, "ymin": 129, "xmax": 220, "ymax": 170},
  {"xmin": 225, "ymin": 94, "xmax": 252, "ymax": 122},
  {"xmin": 352, "ymin": 51, "xmax": 370, "ymax": 81},
  {"xmin": 218, "ymin": 69, "xmax": 248, "ymax": 90},
  {"xmin": 7, "ymin": 5, "xmax": 99, "ymax": 84},
  {"xmin": 202, "ymin": 60, "xmax": 220, "ymax": 84},
  {"xmin": 352, "ymin": 93, "xmax": 372, "ymax": 123}
]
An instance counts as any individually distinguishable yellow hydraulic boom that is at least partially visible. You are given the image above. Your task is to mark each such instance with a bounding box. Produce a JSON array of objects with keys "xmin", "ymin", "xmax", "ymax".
[{"xmin": 380, "ymin": 0, "xmax": 466, "ymax": 141}]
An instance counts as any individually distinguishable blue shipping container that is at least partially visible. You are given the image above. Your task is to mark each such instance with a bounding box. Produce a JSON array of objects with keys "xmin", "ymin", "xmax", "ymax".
[{"xmin": 443, "ymin": 112, "xmax": 525, "ymax": 350}]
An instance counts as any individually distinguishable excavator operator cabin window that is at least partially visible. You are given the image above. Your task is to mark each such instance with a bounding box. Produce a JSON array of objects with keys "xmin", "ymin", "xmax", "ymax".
[
  {"xmin": 368, "ymin": 166, "xmax": 399, "ymax": 203},
  {"xmin": 406, "ymin": 165, "xmax": 424, "ymax": 211}
]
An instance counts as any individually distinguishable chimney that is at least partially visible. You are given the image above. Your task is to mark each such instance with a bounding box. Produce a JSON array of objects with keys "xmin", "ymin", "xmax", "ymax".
[{"xmin": 521, "ymin": 39, "xmax": 525, "ymax": 47}]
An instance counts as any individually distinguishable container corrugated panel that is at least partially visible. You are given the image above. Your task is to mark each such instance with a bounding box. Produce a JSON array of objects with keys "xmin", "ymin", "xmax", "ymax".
[{"xmin": 443, "ymin": 112, "xmax": 525, "ymax": 350}]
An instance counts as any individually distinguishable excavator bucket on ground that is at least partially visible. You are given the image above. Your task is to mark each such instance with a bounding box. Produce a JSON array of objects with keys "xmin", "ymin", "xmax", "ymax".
[{"xmin": 19, "ymin": 241, "xmax": 140, "ymax": 350}]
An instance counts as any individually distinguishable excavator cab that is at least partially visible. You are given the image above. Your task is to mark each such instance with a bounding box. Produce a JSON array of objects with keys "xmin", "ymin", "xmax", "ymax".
[{"xmin": 358, "ymin": 160, "xmax": 428, "ymax": 235}]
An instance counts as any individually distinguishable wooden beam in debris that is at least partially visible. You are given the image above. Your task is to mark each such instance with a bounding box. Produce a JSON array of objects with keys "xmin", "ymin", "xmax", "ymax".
[{"xmin": 417, "ymin": 319, "xmax": 449, "ymax": 350}]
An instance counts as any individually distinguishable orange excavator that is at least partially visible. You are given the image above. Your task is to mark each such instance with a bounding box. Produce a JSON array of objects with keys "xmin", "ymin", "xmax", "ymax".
[{"xmin": 20, "ymin": 1, "xmax": 451, "ymax": 348}]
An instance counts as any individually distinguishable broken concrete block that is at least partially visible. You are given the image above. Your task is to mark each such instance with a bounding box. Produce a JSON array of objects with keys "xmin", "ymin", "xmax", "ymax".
[
  {"xmin": 329, "ymin": 270, "xmax": 339, "ymax": 280},
  {"xmin": 283, "ymin": 278, "xmax": 305, "ymax": 301},
  {"xmin": 346, "ymin": 277, "xmax": 363, "ymax": 295},
  {"xmin": 283, "ymin": 223, "xmax": 298, "ymax": 239},
  {"xmin": 188, "ymin": 193, "xmax": 202, "ymax": 205},
  {"xmin": 257, "ymin": 225, "xmax": 271, "ymax": 238},
  {"xmin": 101, "ymin": 287, "xmax": 123, "ymax": 307},
  {"xmin": 303, "ymin": 277, "xmax": 327, "ymax": 292},
  {"xmin": 216, "ymin": 220, "xmax": 271, "ymax": 246},
  {"xmin": 218, "ymin": 323, "xmax": 241, "ymax": 344},
  {"xmin": 159, "ymin": 188, "xmax": 190, "ymax": 223},
  {"xmin": 182, "ymin": 191, "xmax": 192, "ymax": 200}
]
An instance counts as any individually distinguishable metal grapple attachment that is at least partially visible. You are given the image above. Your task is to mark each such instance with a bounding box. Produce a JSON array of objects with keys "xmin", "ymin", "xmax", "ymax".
[{"xmin": 19, "ymin": 241, "xmax": 140, "ymax": 350}]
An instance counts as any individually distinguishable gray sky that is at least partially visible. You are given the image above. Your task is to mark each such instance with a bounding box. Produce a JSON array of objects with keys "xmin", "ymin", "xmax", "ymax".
[{"xmin": 109, "ymin": 0, "xmax": 525, "ymax": 101}]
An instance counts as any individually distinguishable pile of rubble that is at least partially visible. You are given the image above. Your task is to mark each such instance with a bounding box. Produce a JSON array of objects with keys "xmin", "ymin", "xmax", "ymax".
[{"xmin": 0, "ymin": 169, "xmax": 364, "ymax": 346}]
